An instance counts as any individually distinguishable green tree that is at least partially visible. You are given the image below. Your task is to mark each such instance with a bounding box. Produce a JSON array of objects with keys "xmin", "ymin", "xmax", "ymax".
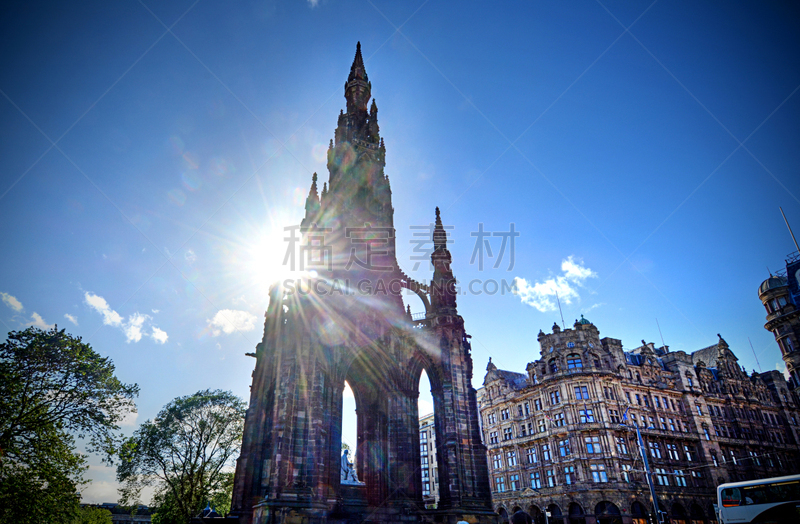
[
  {"xmin": 72, "ymin": 506, "xmax": 113, "ymax": 524},
  {"xmin": 0, "ymin": 326, "xmax": 139, "ymax": 524},
  {"xmin": 117, "ymin": 390, "xmax": 246, "ymax": 524}
]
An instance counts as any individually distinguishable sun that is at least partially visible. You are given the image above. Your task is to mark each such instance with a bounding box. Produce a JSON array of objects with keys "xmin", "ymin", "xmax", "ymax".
[{"xmin": 246, "ymin": 226, "xmax": 306, "ymax": 297}]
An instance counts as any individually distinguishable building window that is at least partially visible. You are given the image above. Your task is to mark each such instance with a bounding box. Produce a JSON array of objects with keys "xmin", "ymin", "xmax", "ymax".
[
  {"xmin": 501, "ymin": 408, "xmax": 510, "ymax": 420},
  {"xmin": 542, "ymin": 444, "xmax": 551, "ymax": 461},
  {"xmin": 538, "ymin": 419, "xmax": 546, "ymax": 432},
  {"xmin": 655, "ymin": 468, "xmax": 669, "ymax": 486},
  {"xmin": 604, "ymin": 386, "xmax": 615, "ymax": 400},
  {"xmin": 696, "ymin": 404, "xmax": 703, "ymax": 416},
  {"xmin": 567, "ymin": 355, "xmax": 583, "ymax": 369},
  {"xmin": 534, "ymin": 399, "xmax": 542, "ymax": 411},
  {"xmin": 421, "ymin": 443, "xmax": 428, "ymax": 454},
  {"xmin": 530, "ymin": 471, "xmax": 541, "ymax": 489},
  {"xmin": 663, "ymin": 397, "xmax": 670, "ymax": 410},
  {"xmin": 489, "ymin": 431, "xmax": 498, "ymax": 444},
  {"xmin": 520, "ymin": 424, "xmax": 527, "ymax": 437},
  {"xmin": 549, "ymin": 359, "xmax": 558, "ymax": 373},
  {"xmin": 567, "ymin": 342, "xmax": 575, "ymax": 348},
  {"xmin": 643, "ymin": 395, "xmax": 650, "ymax": 408},
  {"xmin": 691, "ymin": 470, "xmax": 704, "ymax": 487},
  {"xmin": 684, "ymin": 445, "xmax": 694, "ymax": 461},
  {"xmin": 625, "ymin": 391, "xmax": 632, "ymax": 403},
  {"xmin": 423, "ymin": 481, "xmax": 430, "ymax": 495},
  {"xmin": 487, "ymin": 412, "xmax": 496, "ymax": 425},
  {"xmin": 585, "ymin": 436, "xmax": 601, "ymax": 454},
  {"xmin": 711, "ymin": 453, "xmax": 718, "ymax": 467},
  {"xmin": 564, "ymin": 466, "xmax": 575, "ymax": 485},
  {"xmin": 660, "ymin": 417, "xmax": 667, "ymax": 430},
  {"xmin": 622, "ymin": 464, "xmax": 632, "ymax": 482},
  {"xmin": 609, "ymin": 409, "xmax": 620, "ymax": 423},
  {"xmin": 749, "ymin": 450, "xmax": 761, "ymax": 466},
  {"xmin": 580, "ymin": 409, "xmax": 595, "ymax": 423},
  {"xmin": 553, "ymin": 413, "xmax": 565, "ymax": 427},
  {"xmin": 510, "ymin": 474, "xmax": 520, "ymax": 491},
  {"xmin": 590, "ymin": 463, "xmax": 608, "ymax": 483},
  {"xmin": 687, "ymin": 376, "xmax": 694, "ymax": 387},
  {"xmin": 559, "ymin": 439, "xmax": 571, "ymax": 457},
  {"xmin": 420, "ymin": 431, "xmax": 427, "ymax": 442},
  {"xmin": 636, "ymin": 394, "xmax": 641, "ymax": 405},
  {"xmin": 648, "ymin": 416, "xmax": 655, "ymax": 429},
  {"xmin": 616, "ymin": 437, "xmax": 628, "ymax": 455},
  {"xmin": 422, "ymin": 468, "xmax": 429, "ymax": 479},
  {"xmin": 666, "ymin": 443, "xmax": 678, "ymax": 460},
  {"xmin": 526, "ymin": 447, "xmax": 538, "ymax": 464},
  {"xmin": 703, "ymin": 427, "xmax": 711, "ymax": 440},
  {"xmin": 492, "ymin": 454, "xmax": 502, "ymax": 470},
  {"xmin": 649, "ymin": 442, "xmax": 662, "ymax": 459},
  {"xmin": 654, "ymin": 397, "xmax": 661, "ymax": 409},
  {"xmin": 524, "ymin": 402, "xmax": 530, "ymax": 416},
  {"xmin": 669, "ymin": 418, "xmax": 676, "ymax": 431},
  {"xmin": 574, "ymin": 385, "xmax": 589, "ymax": 399},
  {"xmin": 421, "ymin": 455, "xmax": 429, "ymax": 466},
  {"xmin": 495, "ymin": 476, "xmax": 505, "ymax": 493},
  {"xmin": 550, "ymin": 390, "xmax": 561, "ymax": 404},
  {"xmin": 546, "ymin": 469, "xmax": 556, "ymax": 487},
  {"xmin": 507, "ymin": 450, "xmax": 517, "ymax": 467},
  {"xmin": 503, "ymin": 427, "xmax": 513, "ymax": 440}
]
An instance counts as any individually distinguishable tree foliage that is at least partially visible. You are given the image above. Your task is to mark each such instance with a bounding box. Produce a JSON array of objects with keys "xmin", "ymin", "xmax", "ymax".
[
  {"xmin": 117, "ymin": 390, "xmax": 246, "ymax": 524},
  {"xmin": 72, "ymin": 506, "xmax": 113, "ymax": 524},
  {"xmin": 0, "ymin": 326, "xmax": 139, "ymax": 524}
]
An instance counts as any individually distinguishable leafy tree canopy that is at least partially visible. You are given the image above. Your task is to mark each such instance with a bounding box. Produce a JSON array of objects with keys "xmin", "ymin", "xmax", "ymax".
[
  {"xmin": 72, "ymin": 506, "xmax": 113, "ymax": 524},
  {"xmin": 117, "ymin": 390, "xmax": 245, "ymax": 524},
  {"xmin": 0, "ymin": 326, "xmax": 139, "ymax": 524}
]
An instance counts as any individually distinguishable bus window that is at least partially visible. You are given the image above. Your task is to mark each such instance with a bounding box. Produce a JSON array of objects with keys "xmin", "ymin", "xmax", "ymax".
[{"xmin": 720, "ymin": 488, "xmax": 741, "ymax": 507}]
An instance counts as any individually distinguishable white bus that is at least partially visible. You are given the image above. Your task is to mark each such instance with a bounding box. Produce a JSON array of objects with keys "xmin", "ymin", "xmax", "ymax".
[{"xmin": 717, "ymin": 474, "xmax": 800, "ymax": 523}]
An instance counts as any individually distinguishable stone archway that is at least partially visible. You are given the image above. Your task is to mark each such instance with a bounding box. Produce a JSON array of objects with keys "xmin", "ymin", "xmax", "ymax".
[{"xmin": 595, "ymin": 501, "xmax": 622, "ymax": 524}]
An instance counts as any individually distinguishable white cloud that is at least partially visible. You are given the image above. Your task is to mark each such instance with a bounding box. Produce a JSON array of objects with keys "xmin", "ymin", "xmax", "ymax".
[
  {"xmin": 208, "ymin": 309, "xmax": 258, "ymax": 336},
  {"xmin": 1, "ymin": 292, "xmax": 23, "ymax": 312},
  {"xmin": 151, "ymin": 326, "xmax": 168, "ymax": 344},
  {"xmin": 124, "ymin": 312, "xmax": 149, "ymax": 343},
  {"xmin": 151, "ymin": 309, "xmax": 159, "ymax": 314},
  {"xmin": 185, "ymin": 249, "xmax": 197, "ymax": 263},
  {"xmin": 30, "ymin": 312, "xmax": 54, "ymax": 329},
  {"xmin": 64, "ymin": 313, "xmax": 78, "ymax": 325},
  {"xmin": 84, "ymin": 292, "xmax": 123, "ymax": 326},
  {"xmin": 118, "ymin": 410, "xmax": 139, "ymax": 427},
  {"xmin": 512, "ymin": 256, "xmax": 597, "ymax": 313},
  {"xmin": 85, "ymin": 292, "xmax": 168, "ymax": 344},
  {"xmin": 307, "ymin": 0, "xmax": 320, "ymax": 6}
]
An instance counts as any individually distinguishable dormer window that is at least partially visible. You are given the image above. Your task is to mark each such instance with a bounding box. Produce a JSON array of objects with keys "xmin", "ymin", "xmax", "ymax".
[
  {"xmin": 567, "ymin": 355, "xmax": 582, "ymax": 369},
  {"xmin": 549, "ymin": 359, "xmax": 559, "ymax": 373}
]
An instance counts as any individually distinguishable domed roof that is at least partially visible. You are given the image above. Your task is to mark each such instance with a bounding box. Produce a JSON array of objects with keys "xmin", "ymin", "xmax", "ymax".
[
  {"xmin": 578, "ymin": 314, "xmax": 591, "ymax": 325},
  {"xmin": 759, "ymin": 275, "xmax": 787, "ymax": 295}
]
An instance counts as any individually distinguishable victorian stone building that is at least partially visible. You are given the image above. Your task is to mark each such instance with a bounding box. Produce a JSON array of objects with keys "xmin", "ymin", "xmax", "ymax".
[
  {"xmin": 478, "ymin": 317, "xmax": 800, "ymax": 524},
  {"xmin": 419, "ymin": 413, "xmax": 441, "ymax": 508},
  {"xmin": 230, "ymin": 44, "xmax": 495, "ymax": 524}
]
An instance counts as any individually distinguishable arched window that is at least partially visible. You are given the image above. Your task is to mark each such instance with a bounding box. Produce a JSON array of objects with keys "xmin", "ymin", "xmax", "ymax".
[
  {"xmin": 569, "ymin": 502, "xmax": 586, "ymax": 524},
  {"xmin": 671, "ymin": 502, "xmax": 687, "ymax": 524},
  {"xmin": 595, "ymin": 501, "xmax": 621, "ymax": 524},
  {"xmin": 567, "ymin": 354, "xmax": 583, "ymax": 370},
  {"xmin": 631, "ymin": 501, "xmax": 648, "ymax": 524}
]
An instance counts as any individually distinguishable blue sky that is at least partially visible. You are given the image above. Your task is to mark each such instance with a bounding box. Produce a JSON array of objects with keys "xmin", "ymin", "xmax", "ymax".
[{"xmin": 2, "ymin": 0, "xmax": 799, "ymax": 503}]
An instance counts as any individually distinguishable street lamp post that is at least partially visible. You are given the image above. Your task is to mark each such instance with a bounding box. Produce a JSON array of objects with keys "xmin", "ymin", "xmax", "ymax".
[{"xmin": 621, "ymin": 421, "xmax": 664, "ymax": 524}]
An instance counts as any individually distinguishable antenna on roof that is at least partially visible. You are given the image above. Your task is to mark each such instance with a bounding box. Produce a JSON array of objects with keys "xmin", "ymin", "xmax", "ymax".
[
  {"xmin": 748, "ymin": 337, "xmax": 762, "ymax": 373},
  {"xmin": 555, "ymin": 289, "xmax": 566, "ymax": 329},
  {"xmin": 780, "ymin": 206, "xmax": 800, "ymax": 253},
  {"xmin": 656, "ymin": 318, "xmax": 666, "ymax": 350}
]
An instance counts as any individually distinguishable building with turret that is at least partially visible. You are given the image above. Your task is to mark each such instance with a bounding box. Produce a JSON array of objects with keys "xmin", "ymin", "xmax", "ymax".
[
  {"xmin": 759, "ymin": 250, "xmax": 800, "ymax": 390},
  {"xmin": 478, "ymin": 317, "xmax": 800, "ymax": 524}
]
